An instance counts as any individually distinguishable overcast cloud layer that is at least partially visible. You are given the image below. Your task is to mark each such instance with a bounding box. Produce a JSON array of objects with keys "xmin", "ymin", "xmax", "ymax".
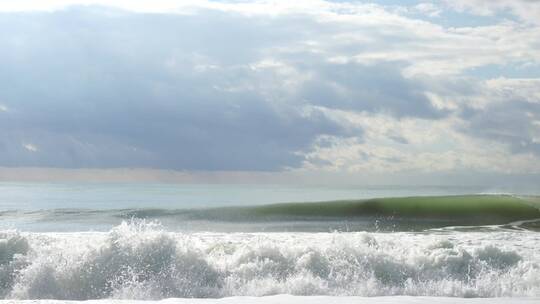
[{"xmin": 0, "ymin": 0, "xmax": 539, "ymax": 176}]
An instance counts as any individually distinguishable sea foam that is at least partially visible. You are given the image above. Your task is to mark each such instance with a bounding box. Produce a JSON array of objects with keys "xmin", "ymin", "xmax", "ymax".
[{"xmin": 1, "ymin": 220, "xmax": 539, "ymax": 300}]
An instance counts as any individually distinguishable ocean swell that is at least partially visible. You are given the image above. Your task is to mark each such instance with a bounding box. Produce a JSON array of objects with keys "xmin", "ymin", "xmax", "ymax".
[
  {"xmin": 1, "ymin": 220, "xmax": 539, "ymax": 300},
  {"xmin": 2, "ymin": 195, "xmax": 540, "ymax": 232}
]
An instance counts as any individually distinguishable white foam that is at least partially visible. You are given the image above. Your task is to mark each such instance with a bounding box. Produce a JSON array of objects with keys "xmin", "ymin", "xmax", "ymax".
[
  {"xmin": 1, "ymin": 295, "xmax": 540, "ymax": 304},
  {"xmin": 1, "ymin": 221, "xmax": 540, "ymax": 300}
]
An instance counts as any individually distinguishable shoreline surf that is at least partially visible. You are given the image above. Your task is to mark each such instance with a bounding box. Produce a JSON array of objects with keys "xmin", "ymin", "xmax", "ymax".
[
  {"xmin": 1, "ymin": 295, "xmax": 540, "ymax": 304},
  {"xmin": 1, "ymin": 222, "xmax": 540, "ymax": 300}
]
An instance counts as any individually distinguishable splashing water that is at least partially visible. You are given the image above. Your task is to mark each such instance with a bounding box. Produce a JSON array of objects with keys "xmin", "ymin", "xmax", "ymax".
[{"xmin": 0, "ymin": 220, "xmax": 539, "ymax": 300}]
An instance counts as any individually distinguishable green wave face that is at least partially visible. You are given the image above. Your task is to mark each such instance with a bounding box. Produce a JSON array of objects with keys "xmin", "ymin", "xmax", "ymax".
[
  {"xmin": 361, "ymin": 195, "xmax": 540, "ymax": 219},
  {"xmin": 207, "ymin": 195, "xmax": 540, "ymax": 225},
  {"xmin": 110, "ymin": 195, "xmax": 540, "ymax": 231}
]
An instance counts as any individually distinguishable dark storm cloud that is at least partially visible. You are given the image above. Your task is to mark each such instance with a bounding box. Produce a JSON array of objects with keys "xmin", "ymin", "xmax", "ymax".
[{"xmin": 0, "ymin": 6, "xmax": 442, "ymax": 170}]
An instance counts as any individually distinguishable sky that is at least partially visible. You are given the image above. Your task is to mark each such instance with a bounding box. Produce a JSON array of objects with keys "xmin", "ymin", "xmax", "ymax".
[{"xmin": 0, "ymin": 0, "xmax": 539, "ymax": 185}]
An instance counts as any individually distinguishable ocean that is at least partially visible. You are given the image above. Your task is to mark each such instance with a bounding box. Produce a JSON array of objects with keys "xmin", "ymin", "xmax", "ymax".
[{"xmin": 0, "ymin": 182, "xmax": 539, "ymax": 303}]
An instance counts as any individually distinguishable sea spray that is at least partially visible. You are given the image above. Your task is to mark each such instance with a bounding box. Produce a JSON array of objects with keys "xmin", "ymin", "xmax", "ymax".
[
  {"xmin": 0, "ymin": 231, "xmax": 29, "ymax": 298},
  {"xmin": 0, "ymin": 220, "xmax": 539, "ymax": 300}
]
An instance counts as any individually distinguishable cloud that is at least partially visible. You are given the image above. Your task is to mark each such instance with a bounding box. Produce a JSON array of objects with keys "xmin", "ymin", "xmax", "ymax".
[
  {"xmin": 413, "ymin": 3, "xmax": 442, "ymax": 18},
  {"xmin": 445, "ymin": 0, "xmax": 540, "ymax": 25},
  {"xmin": 0, "ymin": 6, "xmax": 399, "ymax": 171},
  {"xmin": 457, "ymin": 78, "xmax": 540, "ymax": 155},
  {"xmin": 296, "ymin": 61, "xmax": 443, "ymax": 118},
  {"xmin": 0, "ymin": 1, "xmax": 539, "ymax": 176},
  {"xmin": 303, "ymin": 109, "xmax": 540, "ymax": 175},
  {"xmin": 23, "ymin": 143, "xmax": 38, "ymax": 152}
]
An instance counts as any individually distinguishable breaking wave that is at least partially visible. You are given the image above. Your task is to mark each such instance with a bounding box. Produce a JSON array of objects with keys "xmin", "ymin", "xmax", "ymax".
[
  {"xmin": 1, "ymin": 220, "xmax": 539, "ymax": 300},
  {"xmin": 3, "ymin": 195, "xmax": 539, "ymax": 232}
]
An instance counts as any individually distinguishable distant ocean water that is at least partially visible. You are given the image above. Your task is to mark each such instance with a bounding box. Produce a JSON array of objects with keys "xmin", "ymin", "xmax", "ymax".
[{"xmin": 0, "ymin": 182, "xmax": 539, "ymax": 302}]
